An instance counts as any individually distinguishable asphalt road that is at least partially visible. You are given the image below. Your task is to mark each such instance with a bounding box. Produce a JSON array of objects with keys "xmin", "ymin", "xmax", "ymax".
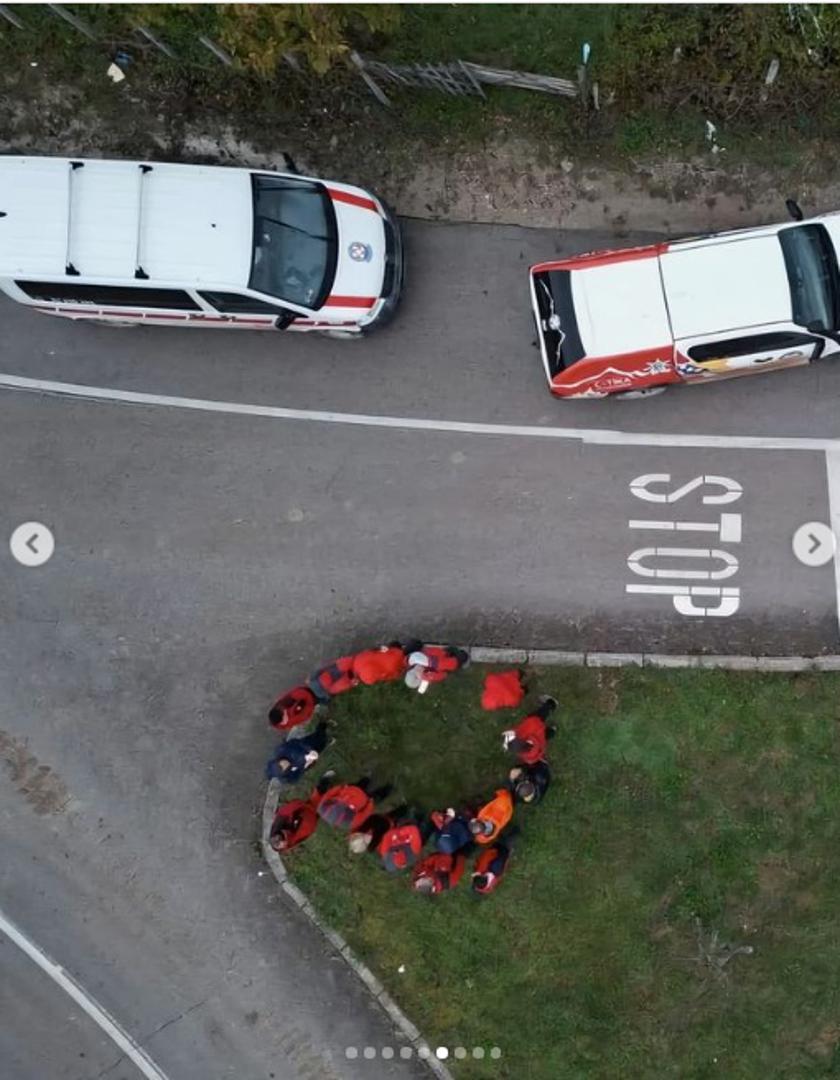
[{"xmin": 2, "ymin": 218, "xmax": 840, "ymax": 1079}]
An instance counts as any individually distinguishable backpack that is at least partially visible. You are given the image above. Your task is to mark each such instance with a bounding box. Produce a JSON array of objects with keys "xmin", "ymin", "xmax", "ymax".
[
  {"xmin": 378, "ymin": 823, "xmax": 423, "ymax": 872},
  {"xmin": 317, "ymin": 786, "xmax": 372, "ymax": 831}
]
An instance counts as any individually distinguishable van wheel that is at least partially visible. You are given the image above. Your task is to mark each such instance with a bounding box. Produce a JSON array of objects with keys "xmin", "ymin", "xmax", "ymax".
[{"xmin": 613, "ymin": 385, "xmax": 669, "ymax": 400}]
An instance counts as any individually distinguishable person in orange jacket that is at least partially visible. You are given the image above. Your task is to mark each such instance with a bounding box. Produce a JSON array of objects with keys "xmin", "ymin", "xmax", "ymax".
[
  {"xmin": 268, "ymin": 684, "xmax": 319, "ymax": 732},
  {"xmin": 502, "ymin": 696, "xmax": 558, "ymax": 765},
  {"xmin": 269, "ymin": 770, "xmax": 336, "ymax": 853},
  {"xmin": 469, "ymin": 788, "xmax": 514, "ymax": 845},
  {"xmin": 411, "ymin": 851, "xmax": 466, "ymax": 895},
  {"xmin": 352, "ymin": 643, "xmax": 408, "ymax": 686},
  {"xmin": 471, "ymin": 839, "xmax": 513, "ymax": 895}
]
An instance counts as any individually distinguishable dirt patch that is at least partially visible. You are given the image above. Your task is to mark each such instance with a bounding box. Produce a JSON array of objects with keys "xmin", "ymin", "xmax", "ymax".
[
  {"xmin": 756, "ymin": 856, "xmax": 796, "ymax": 899},
  {"xmin": 808, "ymin": 1024, "xmax": 840, "ymax": 1060},
  {"xmin": 0, "ymin": 728, "xmax": 71, "ymax": 815},
  {"xmin": 5, "ymin": 73, "xmax": 840, "ymax": 237},
  {"xmin": 595, "ymin": 670, "xmax": 620, "ymax": 714}
]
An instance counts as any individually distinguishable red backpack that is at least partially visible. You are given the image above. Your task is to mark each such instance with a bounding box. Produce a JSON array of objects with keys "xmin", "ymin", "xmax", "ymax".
[
  {"xmin": 317, "ymin": 785, "xmax": 373, "ymax": 831},
  {"xmin": 377, "ymin": 823, "xmax": 424, "ymax": 872}
]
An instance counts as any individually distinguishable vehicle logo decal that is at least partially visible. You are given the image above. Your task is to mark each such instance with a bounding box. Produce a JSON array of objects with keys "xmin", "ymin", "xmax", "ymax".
[{"xmin": 349, "ymin": 241, "xmax": 373, "ymax": 262}]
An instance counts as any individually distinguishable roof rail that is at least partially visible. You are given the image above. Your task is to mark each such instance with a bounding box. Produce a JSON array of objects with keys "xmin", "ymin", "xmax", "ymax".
[
  {"xmin": 134, "ymin": 163, "xmax": 153, "ymax": 280},
  {"xmin": 65, "ymin": 160, "xmax": 84, "ymax": 275}
]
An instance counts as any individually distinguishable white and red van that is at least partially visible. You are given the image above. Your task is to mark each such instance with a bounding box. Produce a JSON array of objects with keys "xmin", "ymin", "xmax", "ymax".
[{"xmin": 0, "ymin": 155, "xmax": 403, "ymax": 336}]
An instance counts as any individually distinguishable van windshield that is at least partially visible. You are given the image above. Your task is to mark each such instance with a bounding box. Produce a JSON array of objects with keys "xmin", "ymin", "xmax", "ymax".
[
  {"xmin": 249, "ymin": 175, "xmax": 337, "ymax": 310},
  {"xmin": 778, "ymin": 223, "xmax": 840, "ymax": 331}
]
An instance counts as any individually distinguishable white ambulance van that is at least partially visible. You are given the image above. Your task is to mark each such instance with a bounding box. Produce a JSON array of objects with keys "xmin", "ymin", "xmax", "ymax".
[{"xmin": 0, "ymin": 155, "xmax": 403, "ymax": 336}]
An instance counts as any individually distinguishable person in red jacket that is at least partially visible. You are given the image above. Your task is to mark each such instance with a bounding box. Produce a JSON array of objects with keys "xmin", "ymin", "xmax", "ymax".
[
  {"xmin": 268, "ymin": 685, "xmax": 318, "ymax": 732},
  {"xmin": 317, "ymin": 777, "xmax": 393, "ymax": 832},
  {"xmin": 502, "ymin": 696, "xmax": 558, "ymax": 765},
  {"xmin": 347, "ymin": 805, "xmax": 407, "ymax": 855},
  {"xmin": 404, "ymin": 645, "xmax": 470, "ymax": 694},
  {"xmin": 412, "ymin": 851, "xmax": 466, "ymax": 895},
  {"xmin": 269, "ymin": 770, "xmax": 336, "ymax": 853},
  {"xmin": 481, "ymin": 669, "xmax": 526, "ymax": 710},
  {"xmin": 377, "ymin": 814, "xmax": 431, "ymax": 873},
  {"xmin": 307, "ymin": 655, "xmax": 358, "ymax": 702},
  {"xmin": 353, "ymin": 644, "xmax": 408, "ymax": 686},
  {"xmin": 471, "ymin": 839, "xmax": 513, "ymax": 895}
]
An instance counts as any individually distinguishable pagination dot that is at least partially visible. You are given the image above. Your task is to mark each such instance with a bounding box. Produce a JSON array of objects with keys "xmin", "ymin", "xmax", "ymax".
[
  {"xmin": 381, "ymin": 1046, "xmax": 394, "ymax": 1060},
  {"xmin": 454, "ymin": 1046, "xmax": 467, "ymax": 1060},
  {"xmin": 363, "ymin": 1046, "xmax": 377, "ymax": 1060},
  {"xmin": 472, "ymin": 1046, "xmax": 486, "ymax": 1059},
  {"xmin": 436, "ymin": 1046, "xmax": 449, "ymax": 1059},
  {"xmin": 400, "ymin": 1046, "xmax": 414, "ymax": 1059},
  {"xmin": 345, "ymin": 1046, "xmax": 358, "ymax": 1059},
  {"xmin": 490, "ymin": 1046, "xmax": 503, "ymax": 1059}
]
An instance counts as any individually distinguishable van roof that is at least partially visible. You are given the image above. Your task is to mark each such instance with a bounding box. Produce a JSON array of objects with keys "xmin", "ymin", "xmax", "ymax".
[{"xmin": 0, "ymin": 156, "xmax": 253, "ymax": 286}]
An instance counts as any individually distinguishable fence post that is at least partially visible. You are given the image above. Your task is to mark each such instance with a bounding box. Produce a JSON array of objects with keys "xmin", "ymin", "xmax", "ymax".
[
  {"xmin": 47, "ymin": 4, "xmax": 95, "ymax": 39},
  {"xmin": 198, "ymin": 35, "xmax": 233, "ymax": 66},
  {"xmin": 0, "ymin": 4, "xmax": 24, "ymax": 29},
  {"xmin": 349, "ymin": 50, "xmax": 391, "ymax": 107},
  {"xmin": 135, "ymin": 25, "xmax": 176, "ymax": 60},
  {"xmin": 576, "ymin": 64, "xmax": 589, "ymax": 109},
  {"xmin": 458, "ymin": 58, "xmax": 486, "ymax": 98}
]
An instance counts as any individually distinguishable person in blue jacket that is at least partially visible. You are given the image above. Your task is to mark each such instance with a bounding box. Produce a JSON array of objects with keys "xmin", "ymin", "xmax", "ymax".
[
  {"xmin": 430, "ymin": 805, "xmax": 476, "ymax": 855},
  {"xmin": 265, "ymin": 721, "xmax": 329, "ymax": 784}
]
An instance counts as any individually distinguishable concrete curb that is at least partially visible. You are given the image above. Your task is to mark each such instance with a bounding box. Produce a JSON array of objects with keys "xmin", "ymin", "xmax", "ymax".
[
  {"xmin": 261, "ymin": 779, "xmax": 453, "ymax": 1080},
  {"xmin": 469, "ymin": 647, "xmax": 840, "ymax": 672}
]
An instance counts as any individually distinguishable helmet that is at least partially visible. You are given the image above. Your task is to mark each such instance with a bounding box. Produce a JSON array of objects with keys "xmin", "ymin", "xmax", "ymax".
[
  {"xmin": 404, "ymin": 667, "xmax": 424, "ymax": 690},
  {"xmin": 348, "ymin": 832, "xmax": 372, "ymax": 854},
  {"xmin": 515, "ymin": 780, "xmax": 537, "ymax": 803}
]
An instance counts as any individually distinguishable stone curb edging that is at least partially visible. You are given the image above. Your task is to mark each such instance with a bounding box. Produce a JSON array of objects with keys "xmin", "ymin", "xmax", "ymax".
[
  {"xmin": 260, "ymin": 643, "xmax": 840, "ymax": 1078},
  {"xmin": 467, "ymin": 647, "xmax": 840, "ymax": 672},
  {"xmin": 261, "ymin": 778, "xmax": 454, "ymax": 1080}
]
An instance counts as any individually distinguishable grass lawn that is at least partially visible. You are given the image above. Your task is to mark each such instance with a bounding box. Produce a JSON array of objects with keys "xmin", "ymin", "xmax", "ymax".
[{"xmin": 283, "ymin": 665, "xmax": 840, "ymax": 1078}]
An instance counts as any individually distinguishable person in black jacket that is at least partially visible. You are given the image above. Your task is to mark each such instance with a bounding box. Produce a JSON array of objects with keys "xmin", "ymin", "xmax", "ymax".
[
  {"xmin": 508, "ymin": 759, "xmax": 551, "ymax": 804},
  {"xmin": 265, "ymin": 721, "xmax": 329, "ymax": 784}
]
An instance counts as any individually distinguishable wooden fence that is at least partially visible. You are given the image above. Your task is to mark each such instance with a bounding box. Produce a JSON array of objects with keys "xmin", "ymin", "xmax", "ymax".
[{"xmin": 349, "ymin": 52, "xmax": 580, "ymax": 106}]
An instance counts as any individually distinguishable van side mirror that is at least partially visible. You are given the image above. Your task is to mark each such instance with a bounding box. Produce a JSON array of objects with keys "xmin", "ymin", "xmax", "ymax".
[{"xmin": 786, "ymin": 198, "xmax": 804, "ymax": 221}]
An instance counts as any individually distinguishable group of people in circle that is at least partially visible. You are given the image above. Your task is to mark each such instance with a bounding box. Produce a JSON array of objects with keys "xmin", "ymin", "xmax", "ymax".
[{"xmin": 264, "ymin": 639, "xmax": 557, "ymax": 897}]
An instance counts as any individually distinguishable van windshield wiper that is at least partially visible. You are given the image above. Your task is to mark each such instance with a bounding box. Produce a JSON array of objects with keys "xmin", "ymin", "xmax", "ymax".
[
  {"xmin": 255, "ymin": 214, "xmax": 330, "ymax": 243},
  {"xmin": 538, "ymin": 278, "xmax": 566, "ymax": 365}
]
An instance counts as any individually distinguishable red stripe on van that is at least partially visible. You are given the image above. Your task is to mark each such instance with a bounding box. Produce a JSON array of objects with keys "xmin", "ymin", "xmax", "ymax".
[
  {"xmin": 324, "ymin": 295, "xmax": 376, "ymax": 309},
  {"xmin": 326, "ymin": 188, "xmax": 378, "ymax": 213}
]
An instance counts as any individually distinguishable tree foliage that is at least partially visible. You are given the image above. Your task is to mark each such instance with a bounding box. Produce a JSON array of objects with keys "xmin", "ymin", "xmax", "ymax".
[
  {"xmin": 218, "ymin": 4, "xmax": 399, "ymax": 76},
  {"xmin": 134, "ymin": 3, "xmax": 399, "ymax": 77}
]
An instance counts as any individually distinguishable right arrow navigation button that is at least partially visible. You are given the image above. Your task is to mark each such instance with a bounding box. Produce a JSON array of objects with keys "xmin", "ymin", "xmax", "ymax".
[{"xmin": 793, "ymin": 521, "xmax": 836, "ymax": 567}]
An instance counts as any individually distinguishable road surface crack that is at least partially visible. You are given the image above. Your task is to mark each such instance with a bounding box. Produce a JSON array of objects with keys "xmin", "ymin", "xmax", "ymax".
[{"xmin": 88, "ymin": 999, "xmax": 207, "ymax": 1080}]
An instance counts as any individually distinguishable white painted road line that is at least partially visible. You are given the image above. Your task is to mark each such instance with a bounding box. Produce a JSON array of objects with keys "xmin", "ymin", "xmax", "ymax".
[
  {"xmin": 0, "ymin": 906, "xmax": 171, "ymax": 1080},
  {"xmin": 2, "ymin": 372, "xmax": 840, "ymax": 451},
  {"xmin": 825, "ymin": 451, "xmax": 840, "ymax": 638}
]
